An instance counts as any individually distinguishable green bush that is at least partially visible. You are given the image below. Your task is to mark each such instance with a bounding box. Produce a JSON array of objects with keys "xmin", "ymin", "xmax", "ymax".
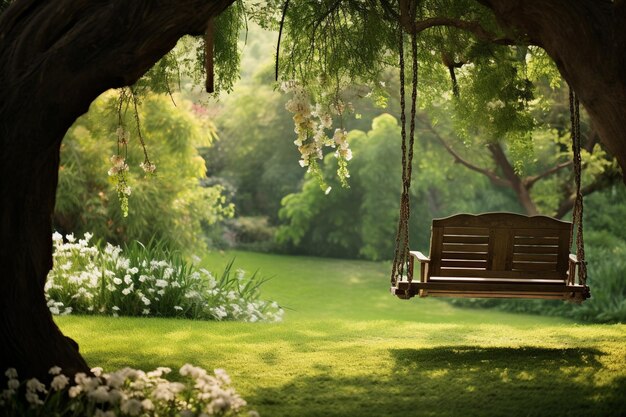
[
  {"xmin": 55, "ymin": 92, "xmax": 233, "ymax": 252},
  {"xmin": 45, "ymin": 233, "xmax": 283, "ymax": 322}
]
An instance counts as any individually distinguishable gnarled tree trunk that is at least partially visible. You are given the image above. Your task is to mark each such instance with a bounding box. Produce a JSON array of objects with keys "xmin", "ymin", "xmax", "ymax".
[
  {"xmin": 480, "ymin": 0, "xmax": 626, "ymax": 181},
  {"xmin": 0, "ymin": 0, "xmax": 233, "ymax": 382}
]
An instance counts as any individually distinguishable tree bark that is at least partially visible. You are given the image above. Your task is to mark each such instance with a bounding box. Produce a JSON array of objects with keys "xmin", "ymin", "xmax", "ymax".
[
  {"xmin": 0, "ymin": 0, "xmax": 233, "ymax": 382},
  {"xmin": 478, "ymin": 0, "xmax": 626, "ymax": 182}
]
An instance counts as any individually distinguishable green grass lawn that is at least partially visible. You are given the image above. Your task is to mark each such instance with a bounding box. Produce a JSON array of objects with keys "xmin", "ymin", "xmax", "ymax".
[{"xmin": 56, "ymin": 251, "xmax": 626, "ymax": 417}]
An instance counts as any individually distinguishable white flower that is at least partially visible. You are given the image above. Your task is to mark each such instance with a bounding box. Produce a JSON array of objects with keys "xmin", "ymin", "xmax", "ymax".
[
  {"xmin": 25, "ymin": 391, "xmax": 43, "ymax": 405},
  {"xmin": 141, "ymin": 296, "xmax": 151, "ymax": 306},
  {"xmin": 91, "ymin": 367, "xmax": 103, "ymax": 377},
  {"xmin": 113, "ymin": 277, "xmax": 122, "ymax": 285},
  {"xmin": 48, "ymin": 366, "xmax": 62, "ymax": 375},
  {"xmin": 112, "ymin": 306, "xmax": 120, "ymax": 311},
  {"xmin": 51, "ymin": 374, "xmax": 69, "ymax": 391},
  {"xmin": 124, "ymin": 275, "xmax": 133, "ymax": 285},
  {"xmin": 88, "ymin": 386, "xmax": 110, "ymax": 403},
  {"xmin": 142, "ymin": 309, "xmax": 150, "ymax": 315},
  {"xmin": 121, "ymin": 398, "xmax": 143, "ymax": 416},
  {"xmin": 66, "ymin": 233, "xmax": 76, "ymax": 243},
  {"xmin": 75, "ymin": 372, "xmax": 99, "ymax": 392},
  {"xmin": 174, "ymin": 306, "xmax": 183, "ymax": 311},
  {"xmin": 7, "ymin": 379, "xmax": 19, "ymax": 390},
  {"xmin": 68, "ymin": 385, "xmax": 82, "ymax": 398},
  {"xmin": 140, "ymin": 161, "xmax": 156, "ymax": 173},
  {"xmin": 141, "ymin": 398, "xmax": 154, "ymax": 411},
  {"xmin": 105, "ymin": 373, "xmax": 125, "ymax": 389},
  {"xmin": 155, "ymin": 279, "xmax": 168, "ymax": 288}
]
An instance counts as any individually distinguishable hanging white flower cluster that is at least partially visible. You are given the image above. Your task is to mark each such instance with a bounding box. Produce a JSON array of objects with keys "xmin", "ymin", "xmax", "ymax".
[
  {"xmin": 281, "ymin": 81, "xmax": 352, "ymax": 190},
  {"xmin": 108, "ymin": 125, "xmax": 157, "ymax": 217},
  {"xmin": 0, "ymin": 365, "xmax": 257, "ymax": 417},
  {"xmin": 108, "ymin": 153, "xmax": 131, "ymax": 217}
]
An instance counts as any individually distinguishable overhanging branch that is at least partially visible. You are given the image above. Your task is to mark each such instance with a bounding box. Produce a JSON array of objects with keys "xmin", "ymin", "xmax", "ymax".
[
  {"xmin": 417, "ymin": 114, "xmax": 511, "ymax": 187},
  {"xmin": 524, "ymin": 161, "xmax": 573, "ymax": 189}
]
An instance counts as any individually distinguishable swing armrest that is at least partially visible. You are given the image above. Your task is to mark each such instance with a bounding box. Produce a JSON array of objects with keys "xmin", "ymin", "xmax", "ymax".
[
  {"xmin": 410, "ymin": 251, "xmax": 430, "ymax": 263},
  {"xmin": 568, "ymin": 254, "xmax": 587, "ymax": 285},
  {"xmin": 410, "ymin": 251, "xmax": 429, "ymax": 282}
]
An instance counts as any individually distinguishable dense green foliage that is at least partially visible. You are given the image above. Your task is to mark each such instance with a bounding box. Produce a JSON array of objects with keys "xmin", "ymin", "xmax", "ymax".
[
  {"xmin": 56, "ymin": 251, "xmax": 626, "ymax": 417},
  {"xmin": 54, "ymin": 93, "xmax": 233, "ymax": 251},
  {"xmin": 277, "ymin": 114, "xmax": 519, "ymax": 259}
]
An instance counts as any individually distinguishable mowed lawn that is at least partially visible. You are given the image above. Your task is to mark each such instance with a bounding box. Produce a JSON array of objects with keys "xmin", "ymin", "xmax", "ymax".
[{"xmin": 56, "ymin": 251, "xmax": 626, "ymax": 417}]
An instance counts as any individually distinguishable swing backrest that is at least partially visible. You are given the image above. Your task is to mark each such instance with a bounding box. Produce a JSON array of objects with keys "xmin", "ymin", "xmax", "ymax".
[{"xmin": 427, "ymin": 213, "xmax": 571, "ymax": 282}]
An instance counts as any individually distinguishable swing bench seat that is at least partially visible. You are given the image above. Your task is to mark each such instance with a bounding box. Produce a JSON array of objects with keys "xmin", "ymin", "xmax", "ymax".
[{"xmin": 391, "ymin": 213, "xmax": 590, "ymax": 301}]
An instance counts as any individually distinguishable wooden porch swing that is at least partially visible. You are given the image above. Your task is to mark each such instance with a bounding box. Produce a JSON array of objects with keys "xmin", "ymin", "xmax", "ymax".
[{"xmin": 389, "ymin": 14, "xmax": 591, "ymax": 302}]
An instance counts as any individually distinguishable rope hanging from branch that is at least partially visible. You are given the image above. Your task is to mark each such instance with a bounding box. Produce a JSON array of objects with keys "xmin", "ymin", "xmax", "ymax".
[
  {"xmin": 205, "ymin": 17, "xmax": 215, "ymax": 93},
  {"xmin": 391, "ymin": 20, "xmax": 419, "ymax": 289},
  {"xmin": 568, "ymin": 88, "xmax": 589, "ymax": 295}
]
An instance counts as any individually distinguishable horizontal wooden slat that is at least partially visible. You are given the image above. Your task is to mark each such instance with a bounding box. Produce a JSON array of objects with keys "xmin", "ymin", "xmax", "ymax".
[
  {"xmin": 514, "ymin": 245, "xmax": 560, "ymax": 254},
  {"xmin": 512, "ymin": 262, "xmax": 557, "ymax": 271},
  {"xmin": 513, "ymin": 228, "xmax": 563, "ymax": 237},
  {"xmin": 423, "ymin": 292, "xmax": 575, "ymax": 300},
  {"xmin": 442, "ymin": 227, "xmax": 490, "ymax": 235},
  {"xmin": 442, "ymin": 243, "xmax": 488, "ymax": 253},
  {"xmin": 438, "ymin": 269, "xmax": 563, "ymax": 279},
  {"xmin": 443, "ymin": 235, "xmax": 489, "ymax": 244},
  {"xmin": 442, "ymin": 252, "xmax": 488, "ymax": 260},
  {"xmin": 416, "ymin": 282, "xmax": 579, "ymax": 293},
  {"xmin": 441, "ymin": 260, "xmax": 487, "ymax": 268},
  {"xmin": 513, "ymin": 253, "xmax": 558, "ymax": 262},
  {"xmin": 514, "ymin": 236, "xmax": 559, "ymax": 245},
  {"xmin": 429, "ymin": 277, "xmax": 566, "ymax": 284}
]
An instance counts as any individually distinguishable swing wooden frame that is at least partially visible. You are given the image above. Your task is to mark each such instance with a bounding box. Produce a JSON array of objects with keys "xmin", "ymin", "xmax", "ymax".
[{"xmin": 391, "ymin": 212, "xmax": 590, "ymax": 301}]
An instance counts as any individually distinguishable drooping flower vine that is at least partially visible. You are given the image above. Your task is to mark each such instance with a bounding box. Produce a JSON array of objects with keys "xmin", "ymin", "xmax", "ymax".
[
  {"xmin": 108, "ymin": 88, "xmax": 157, "ymax": 217},
  {"xmin": 281, "ymin": 81, "xmax": 352, "ymax": 192}
]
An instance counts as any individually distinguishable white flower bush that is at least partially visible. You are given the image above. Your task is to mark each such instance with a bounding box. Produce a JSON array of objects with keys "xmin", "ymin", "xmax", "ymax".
[
  {"xmin": 0, "ymin": 365, "xmax": 258, "ymax": 417},
  {"xmin": 45, "ymin": 233, "xmax": 283, "ymax": 322}
]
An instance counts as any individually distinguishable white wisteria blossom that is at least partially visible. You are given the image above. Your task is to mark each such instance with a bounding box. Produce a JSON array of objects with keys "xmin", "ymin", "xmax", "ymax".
[{"xmin": 281, "ymin": 81, "xmax": 353, "ymax": 188}]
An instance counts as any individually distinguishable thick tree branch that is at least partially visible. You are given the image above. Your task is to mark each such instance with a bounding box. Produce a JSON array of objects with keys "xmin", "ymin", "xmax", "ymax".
[
  {"xmin": 417, "ymin": 114, "xmax": 511, "ymax": 187},
  {"xmin": 524, "ymin": 161, "xmax": 573, "ymax": 189},
  {"xmin": 411, "ymin": 16, "xmax": 520, "ymax": 45},
  {"xmin": 553, "ymin": 171, "xmax": 618, "ymax": 219},
  {"xmin": 477, "ymin": 0, "xmax": 626, "ymax": 183},
  {"xmin": 488, "ymin": 142, "xmax": 539, "ymax": 215}
]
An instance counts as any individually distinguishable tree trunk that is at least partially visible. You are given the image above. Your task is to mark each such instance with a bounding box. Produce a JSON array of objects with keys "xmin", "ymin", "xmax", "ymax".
[
  {"xmin": 479, "ymin": 0, "xmax": 626, "ymax": 182},
  {"xmin": 0, "ymin": 0, "xmax": 233, "ymax": 382}
]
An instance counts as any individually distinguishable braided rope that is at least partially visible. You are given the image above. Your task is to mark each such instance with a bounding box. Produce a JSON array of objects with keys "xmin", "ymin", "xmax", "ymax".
[
  {"xmin": 391, "ymin": 22, "xmax": 418, "ymax": 289},
  {"xmin": 568, "ymin": 88, "xmax": 588, "ymax": 290}
]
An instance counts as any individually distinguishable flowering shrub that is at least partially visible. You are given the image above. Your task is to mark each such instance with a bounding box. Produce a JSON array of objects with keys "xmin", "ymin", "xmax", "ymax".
[
  {"xmin": 45, "ymin": 233, "xmax": 283, "ymax": 322},
  {"xmin": 0, "ymin": 365, "xmax": 258, "ymax": 417}
]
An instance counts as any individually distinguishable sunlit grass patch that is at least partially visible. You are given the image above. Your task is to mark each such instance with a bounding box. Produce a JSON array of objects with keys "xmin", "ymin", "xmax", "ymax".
[{"xmin": 56, "ymin": 251, "xmax": 626, "ymax": 417}]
